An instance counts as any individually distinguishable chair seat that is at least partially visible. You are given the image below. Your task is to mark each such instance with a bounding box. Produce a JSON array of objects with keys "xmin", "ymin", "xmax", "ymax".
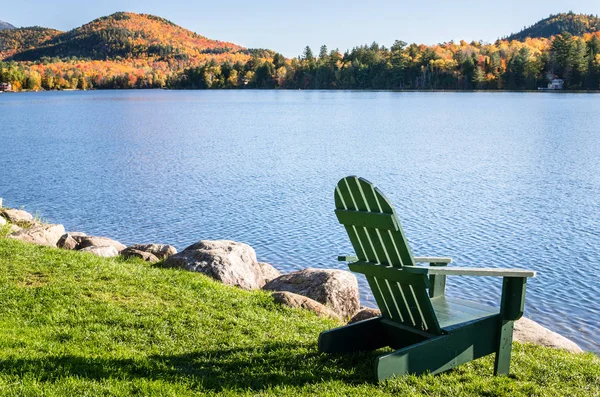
[{"xmin": 431, "ymin": 296, "xmax": 499, "ymax": 330}]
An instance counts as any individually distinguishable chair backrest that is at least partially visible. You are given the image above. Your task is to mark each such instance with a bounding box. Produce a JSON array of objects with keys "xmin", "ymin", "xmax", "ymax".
[{"xmin": 335, "ymin": 176, "xmax": 441, "ymax": 334}]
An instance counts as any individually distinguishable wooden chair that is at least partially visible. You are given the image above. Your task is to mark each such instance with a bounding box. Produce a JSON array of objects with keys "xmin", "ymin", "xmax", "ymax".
[{"xmin": 318, "ymin": 176, "xmax": 536, "ymax": 380}]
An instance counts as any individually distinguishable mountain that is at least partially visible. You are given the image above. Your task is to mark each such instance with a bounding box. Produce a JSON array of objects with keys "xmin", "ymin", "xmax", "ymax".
[
  {"xmin": 0, "ymin": 27, "xmax": 63, "ymax": 59},
  {"xmin": 506, "ymin": 12, "xmax": 600, "ymax": 41},
  {"xmin": 6, "ymin": 12, "xmax": 244, "ymax": 61},
  {"xmin": 0, "ymin": 20, "xmax": 15, "ymax": 30}
]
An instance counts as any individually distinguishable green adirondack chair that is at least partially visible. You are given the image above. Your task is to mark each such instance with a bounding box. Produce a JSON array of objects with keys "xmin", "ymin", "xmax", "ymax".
[{"xmin": 319, "ymin": 176, "xmax": 536, "ymax": 380}]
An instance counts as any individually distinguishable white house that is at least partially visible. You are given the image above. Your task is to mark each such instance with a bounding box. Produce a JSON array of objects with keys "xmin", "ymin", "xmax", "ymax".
[{"xmin": 548, "ymin": 79, "xmax": 564, "ymax": 90}]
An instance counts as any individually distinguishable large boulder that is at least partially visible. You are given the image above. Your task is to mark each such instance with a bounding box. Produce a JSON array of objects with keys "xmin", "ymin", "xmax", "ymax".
[
  {"xmin": 1, "ymin": 208, "xmax": 34, "ymax": 224},
  {"xmin": 73, "ymin": 235, "xmax": 126, "ymax": 252},
  {"xmin": 121, "ymin": 247, "xmax": 160, "ymax": 263},
  {"xmin": 163, "ymin": 240, "xmax": 271, "ymax": 290},
  {"xmin": 263, "ymin": 268, "xmax": 360, "ymax": 319},
  {"xmin": 272, "ymin": 291, "xmax": 342, "ymax": 321},
  {"xmin": 57, "ymin": 232, "xmax": 88, "ymax": 250},
  {"xmin": 514, "ymin": 317, "xmax": 583, "ymax": 353},
  {"xmin": 9, "ymin": 224, "xmax": 65, "ymax": 247},
  {"xmin": 79, "ymin": 246, "xmax": 119, "ymax": 258},
  {"xmin": 126, "ymin": 243, "xmax": 177, "ymax": 260}
]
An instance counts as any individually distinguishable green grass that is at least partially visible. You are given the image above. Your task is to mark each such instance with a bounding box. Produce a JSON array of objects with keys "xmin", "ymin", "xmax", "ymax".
[{"xmin": 0, "ymin": 237, "xmax": 598, "ymax": 396}]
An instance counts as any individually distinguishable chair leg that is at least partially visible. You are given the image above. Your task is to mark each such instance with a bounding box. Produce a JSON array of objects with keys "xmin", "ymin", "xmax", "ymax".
[
  {"xmin": 318, "ymin": 317, "xmax": 388, "ymax": 353},
  {"xmin": 494, "ymin": 320, "xmax": 515, "ymax": 375}
]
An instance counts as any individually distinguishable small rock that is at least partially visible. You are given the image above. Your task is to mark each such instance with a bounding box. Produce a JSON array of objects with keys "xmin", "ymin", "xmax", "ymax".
[
  {"xmin": 514, "ymin": 317, "xmax": 583, "ymax": 353},
  {"xmin": 272, "ymin": 291, "xmax": 342, "ymax": 321},
  {"xmin": 74, "ymin": 235, "xmax": 126, "ymax": 252},
  {"xmin": 126, "ymin": 243, "xmax": 177, "ymax": 259},
  {"xmin": 79, "ymin": 245, "xmax": 119, "ymax": 258},
  {"xmin": 9, "ymin": 224, "xmax": 22, "ymax": 233},
  {"xmin": 121, "ymin": 247, "xmax": 160, "ymax": 263},
  {"xmin": 1, "ymin": 208, "xmax": 34, "ymax": 223},
  {"xmin": 348, "ymin": 308, "xmax": 382, "ymax": 324},
  {"xmin": 257, "ymin": 262, "xmax": 281, "ymax": 284},
  {"xmin": 163, "ymin": 240, "xmax": 270, "ymax": 290},
  {"xmin": 0, "ymin": 217, "xmax": 6, "ymax": 226},
  {"xmin": 57, "ymin": 232, "xmax": 87, "ymax": 250},
  {"xmin": 263, "ymin": 268, "xmax": 360, "ymax": 319},
  {"xmin": 9, "ymin": 224, "xmax": 66, "ymax": 247}
]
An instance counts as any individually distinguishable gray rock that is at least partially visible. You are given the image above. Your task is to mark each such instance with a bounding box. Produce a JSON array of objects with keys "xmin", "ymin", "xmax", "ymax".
[
  {"xmin": 1, "ymin": 208, "xmax": 34, "ymax": 223},
  {"xmin": 163, "ymin": 240, "xmax": 270, "ymax": 290},
  {"xmin": 79, "ymin": 245, "xmax": 119, "ymax": 258},
  {"xmin": 126, "ymin": 243, "xmax": 177, "ymax": 259},
  {"xmin": 74, "ymin": 235, "xmax": 126, "ymax": 252},
  {"xmin": 348, "ymin": 308, "xmax": 382, "ymax": 324},
  {"xmin": 9, "ymin": 224, "xmax": 22, "ymax": 233},
  {"xmin": 514, "ymin": 317, "xmax": 583, "ymax": 353},
  {"xmin": 0, "ymin": 217, "xmax": 6, "ymax": 226},
  {"xmin": 121, "ymin": 247, "xmax": 160, "ymax": 263},
  {"xmin": 57, "ymin": 232, "xmax": 87, "ymax": 250},
  {"xmin": 257, "ymin": 262, "xmax": 281, "ymax": 284},
  {"xmin": 263, "ymin": 268, "xmax": 360, "ymax": 319},
  {"xmin": 9, "ymin": 224, "xmax": 66, "ymax": 247},
  {"xmin": 272, "ymin": 291, "xmax": 342, "ymax": 321}
]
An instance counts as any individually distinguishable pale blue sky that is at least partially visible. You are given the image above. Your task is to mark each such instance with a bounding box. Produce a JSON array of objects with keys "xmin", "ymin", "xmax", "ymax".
[{"xmin": 3, "ymin": 1, "xmax": 600, "ymax": 57}]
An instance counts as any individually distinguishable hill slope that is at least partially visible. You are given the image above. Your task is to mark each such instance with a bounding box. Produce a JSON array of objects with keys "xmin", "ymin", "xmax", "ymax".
[
  {"xmin": 0, "ymin": 233, "xmax": 599, "ymax": 395},
  {"xmin": 0, "ymin": 20, "xmax": 15, "ymax": 31},
  {"xmin": 507, "ymin": 12, "xmax": 600, "ymax": 40},
  {"xmin": 8, "ymin": 12, "xmax": 244, "ymax": 61},
  {"xmin": 0, "ymin": 26, "xmax": 63, "ymax": 59}
]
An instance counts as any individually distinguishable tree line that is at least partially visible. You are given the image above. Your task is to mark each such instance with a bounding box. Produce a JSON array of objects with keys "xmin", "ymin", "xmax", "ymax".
[{"xmin": 2, "ymin": 32, "xmax": 600, "ymax": 91}]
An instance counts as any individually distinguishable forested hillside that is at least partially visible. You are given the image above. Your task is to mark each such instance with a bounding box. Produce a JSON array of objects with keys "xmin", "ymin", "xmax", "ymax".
[
  {"xmin": 1, "ymin": 12, "xmax": 600, "ymax": 91},
  {"xmin": 507, "ymin": 12, "xmax": 600, "ymax": 41},
  {"xmin": 7, "ymin": 12, "xmax": 244, "ymax": 61},
  {"xmin": 0, "ymin": 27, "xmax": 63, "ymax": 59}
]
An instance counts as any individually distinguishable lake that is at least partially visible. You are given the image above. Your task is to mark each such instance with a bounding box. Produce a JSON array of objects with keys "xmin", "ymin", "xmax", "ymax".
[{"xmin": 0, "ymin": 90, "xmax": 599, "ymax": 352}]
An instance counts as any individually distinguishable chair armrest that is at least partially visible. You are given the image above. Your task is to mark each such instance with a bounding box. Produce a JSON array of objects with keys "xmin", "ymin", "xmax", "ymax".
[
  {"xmin": 338, "ymin": 255, "xmax": 358, "ymax": 262},
  {"xmin": 413, "ymin": 256, "xmax": 452, "ymax": 264},
  {"xmin": 404, "ymin": 266, "xmax": 536, "ymax": 278}
]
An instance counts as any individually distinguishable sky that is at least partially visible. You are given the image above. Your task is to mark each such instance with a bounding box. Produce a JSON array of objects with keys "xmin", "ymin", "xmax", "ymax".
[{"xmin": 3, "ymin": 1, "xmax": 600, "ymax": 57}]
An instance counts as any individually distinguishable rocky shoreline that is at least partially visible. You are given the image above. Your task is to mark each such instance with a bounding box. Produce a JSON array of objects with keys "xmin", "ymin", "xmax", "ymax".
[{"xmin": 0, "ymin": 203, "xmax": 583, "ymax": 354}]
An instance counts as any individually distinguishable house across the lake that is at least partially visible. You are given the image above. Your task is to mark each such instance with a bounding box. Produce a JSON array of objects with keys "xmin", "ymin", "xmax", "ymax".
[
  {"xmin": 547, "ymin": 79, "xmax": 564, "ymax": 90},
  {"xmin": 0, "ymin": 82, "xmax": 12, "ymax": 92}
]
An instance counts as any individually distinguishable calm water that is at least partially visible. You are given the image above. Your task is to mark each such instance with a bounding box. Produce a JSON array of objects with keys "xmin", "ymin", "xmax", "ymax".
[{"xmin": 1, "ymin": 90, "xmax": 599, "ymax": 352}]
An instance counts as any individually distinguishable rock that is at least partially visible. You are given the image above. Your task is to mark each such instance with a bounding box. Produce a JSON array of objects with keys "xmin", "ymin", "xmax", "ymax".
[
  {"xmin": 163, "ymin": 240, "xmax": 270, "ymax": 290},
  {"xmin": 348, "ymin": 308, "xmax": 382, "ymax": 324},
  {"xmin": 0, "ymin": 217, "xmax": 5, "ymax": 226},
  {"xmin": 1, "ymin": 208, "xmax": 34, "ymax": 223},
  {"xmin": 121, "ymin": 247, "xmax": 160, "ymax": 263},
  {"xmin": 514, "ymin": 317, "xmax": 583, "ymax": 353},
  {"xmin": 79, "ymin": 245, "xmax": 119, "ymax": 258},
  {"xmin": 272, "ymin": 291, "xmax": 342, "ymax": 321},
  {"xmin": 257, "ymin": 262, "xmax": 281, "ymax": 284},
  {"xmin": 57, "ymin": 232, "xmax": 87, "ymax": 250},
  {"xmin": 9, "ymin": 224, "xmax": 22, "ymax": 233},
  {"xmin": 74, "ymin": 235, "xmax": 126, "ymax": 252},
  {"xmin": 126, "ymin": 243, "xmax": 177, "ymax": 259},
  {"xmin": 9, "ymin": 224, "xmax": 65, "ymax": 246},
  {"xmin": 263, "ymin": 268, "xmax": 360, "ymax": 319}
]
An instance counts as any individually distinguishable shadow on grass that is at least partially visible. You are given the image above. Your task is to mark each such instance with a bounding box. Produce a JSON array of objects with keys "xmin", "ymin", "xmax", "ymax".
[{"xmin": 0, "ymin": 342, "xmax": 382, "ymax": 390}]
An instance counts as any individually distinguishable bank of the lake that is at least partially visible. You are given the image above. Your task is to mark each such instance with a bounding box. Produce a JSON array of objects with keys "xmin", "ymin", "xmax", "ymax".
[{"xmin": 0, "ymin": 235, "xmax": 598, "ymax": 396}]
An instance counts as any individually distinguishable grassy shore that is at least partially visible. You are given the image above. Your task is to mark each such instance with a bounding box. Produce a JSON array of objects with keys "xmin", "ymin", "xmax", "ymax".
[{"xmin": 0, "ymin": 233, "xmax": 598, "ymax": 396}]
